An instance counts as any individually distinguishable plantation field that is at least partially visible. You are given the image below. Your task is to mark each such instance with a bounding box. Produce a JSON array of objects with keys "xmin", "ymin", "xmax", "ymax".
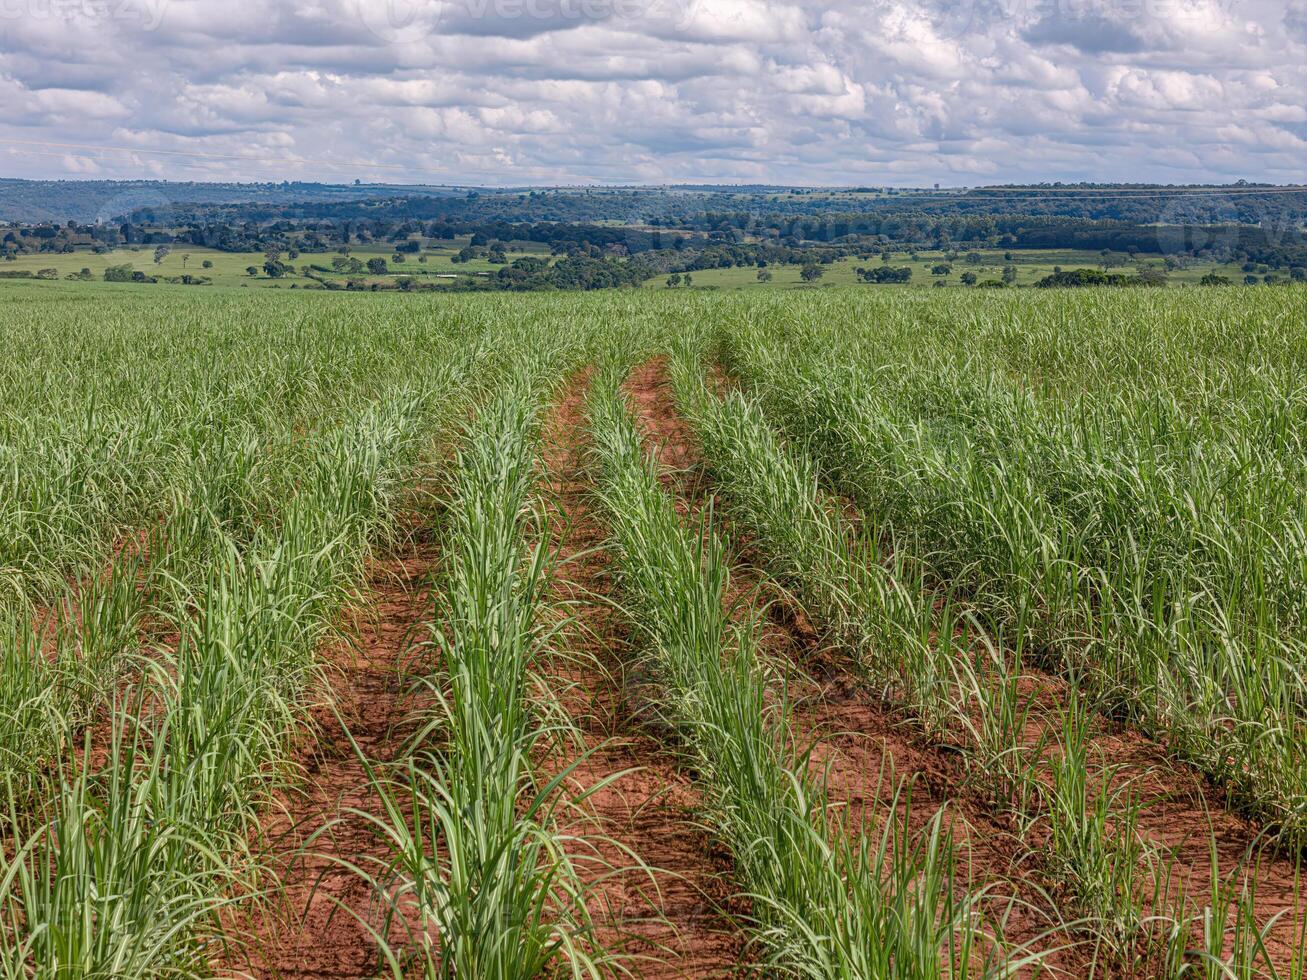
[
  {"xmin": 0, "ymin": 242, "xmax": 1252, "ymax": 292},
  {"xmin": 649, "ymin": 247, "xmax": 1244, "ymax": 289},
  {"xmin": 0, "ymin": 239, "xmax": 553, "ymax": 288},
  {"xmin": 1, "ymin": 283, "xmax": 1305, "ymax": 978}
]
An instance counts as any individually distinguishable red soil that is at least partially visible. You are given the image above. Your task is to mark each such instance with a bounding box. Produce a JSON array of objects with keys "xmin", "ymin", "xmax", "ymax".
[
  {"xmin": 215, "ymin": 354, "xmax": 1303, "ymax": 980},
  {"xmin": 621, "ymin": 357, "xmax": 1092, "ymax": 973},
  {"xmin": 1012, "ymin": 668, "xmax": 1307, "ymax": 972},
  {"xmin": 537, "ymin": 368, "xmax": 748, "ymax": 978},
  {"xmin": 228, "ymin": 533, "xmax": 437, "ymax": 979},
  {"xmin": 702, "ymin": 355, "xmax": 1307, "ymax": 976}
]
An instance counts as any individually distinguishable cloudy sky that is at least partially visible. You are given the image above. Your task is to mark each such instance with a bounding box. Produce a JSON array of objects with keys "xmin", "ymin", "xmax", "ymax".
[{"xmin": 0, "ymin": 0, "xmax": 1304, "ymax": 185}]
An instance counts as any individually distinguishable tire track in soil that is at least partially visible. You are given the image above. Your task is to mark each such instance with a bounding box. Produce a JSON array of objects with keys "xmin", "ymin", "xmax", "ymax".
[
  {"xmin": 226, "ymin": 527, "xmax": 438, "ymax": 980},
  {"xmin": 537, "ymin": 368, "xmax": 748, "ymax": 979},
  {"xmin": 623, "ymin": 357, "xmax": 1088, "ymax": 976}
]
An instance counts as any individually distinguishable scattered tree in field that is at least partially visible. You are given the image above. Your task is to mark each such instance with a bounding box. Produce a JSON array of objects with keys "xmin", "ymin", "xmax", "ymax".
[
  {"xmin": 666, "ymin": 273, "xmax": 681, "ymax": 287},
  {"xmin": 960, "ymin": 271, "xmax": 978, "ymax": 285},
  {"xmin": 683, "ymin": 273, "xmax": 693, "ymax": 286},
  {"xmin": 367, "ymin": 258, "xmax": 388, "ymax": 275},
  {"xmin": 104, "ymin": 264, "xmax": 135, "ymax": 282},
  {"xmin": 800, "ymin": 263, "xmax": 824, "ymax": 282},
  {"xmin": 1036, "ymin": 268, "xmax": 1133, "ymax": 287},
  {"xmin": 202, "ymin": 259, "xmax": 213, "ymax": 269},
  {"xmin": 181, "ymin": 253, "xmax": 191, "ymax": 269},
  {"xmin": 931, "ymin": 263, "xmax": 952, "ymax": 277},
  {"xmin": 1200, "ymin": 273, "xmax": 1232, "ymax": 285},
  {"xmin": 35, "ymin": 268, "xmax": 58, "ymax": 279},
  {"xmin": 246, "ymin": 265, "xmax": 260, "ymax": 277},
  {"xmin": 1002, "ymin": 265, "xmax": 1018, "ymax": 284},
  {"xmin": 153, "ymin": 246, "xmax": 170, "ymax": 264},
  {"xmin": 856, "ymin": 265, "xmax": 912, "ymax": 283},
  {"xmin": 757, "ymin": 268, "xmax": 773, "ymax": 282}
]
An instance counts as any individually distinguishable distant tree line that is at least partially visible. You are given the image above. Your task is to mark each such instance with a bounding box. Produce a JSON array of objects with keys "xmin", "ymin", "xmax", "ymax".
[
  {"xmin": 6, "ymin": 205, "xmax": 1302, "ymax": 275},
  {"xmin": 60, "ymin": 180, "xmax": 1304, "ymax": 229}
]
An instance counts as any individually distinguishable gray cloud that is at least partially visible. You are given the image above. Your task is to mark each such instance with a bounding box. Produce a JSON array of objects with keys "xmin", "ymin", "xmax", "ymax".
[
  {"xmin": 1023, "ymin": 12, "xmax": 1147, "ymax": 53},
  {"xmin": 1286, "ymin": 0, "xmax": 1307, "ymax": 39},
  {"xmin": 0, "ymin": 0, "xmax": 1302, "ymax": 185}
]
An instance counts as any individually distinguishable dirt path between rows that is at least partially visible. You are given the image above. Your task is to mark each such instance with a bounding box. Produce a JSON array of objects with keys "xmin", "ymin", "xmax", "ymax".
[
  {"xmin": 700, "ymin": 356, "xmax": 1306, "ymax": 976},
  {"xmin": 623, "ymin": 357, "xmax": 1090, "ymax": 974},
  {"xmin": 228, "ymin": 526, "xmax": 438, "ymax": 979},
  {"xmin": 1012, "ymin": 668, "xmax": 1307, "ymax": 972},
  {"xmin": 537, "ymin": 369, "xmax": 747, "ymax": 979}
]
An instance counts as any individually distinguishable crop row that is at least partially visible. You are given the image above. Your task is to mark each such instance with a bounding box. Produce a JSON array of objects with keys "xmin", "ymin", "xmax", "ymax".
[{"xmin": 714, "ymin": 296, "xmax": 1307, "ymax": 843}]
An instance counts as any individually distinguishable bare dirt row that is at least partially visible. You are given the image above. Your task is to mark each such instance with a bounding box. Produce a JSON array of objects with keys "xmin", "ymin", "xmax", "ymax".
[
  {"xmin": 225, "ymin": 357, "xmax": 1302, "ymax": 978},
  {"xmin": 700, "ymin": 356, "xmax": 1306, "ymax": 974},
  {"xmin": 230, "ymin": 523, "xmax": 438, "ymax": 979},
  {"xmin": 536, "ymin": 368, "xmax": 748, "ymax": 978},
  {"xmin": 622, "ymin": 357, "xmax": 1085, "ymax": 972}
]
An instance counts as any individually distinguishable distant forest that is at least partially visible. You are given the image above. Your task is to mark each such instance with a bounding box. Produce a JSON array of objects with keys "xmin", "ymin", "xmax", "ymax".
[
  {"xmin": 2, "ymin": 179, "xmax": 1305, "ymax": 289},
  {"xmin": 4, "ymin": 178, "xmax": 1306, "ymax": 226}
]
